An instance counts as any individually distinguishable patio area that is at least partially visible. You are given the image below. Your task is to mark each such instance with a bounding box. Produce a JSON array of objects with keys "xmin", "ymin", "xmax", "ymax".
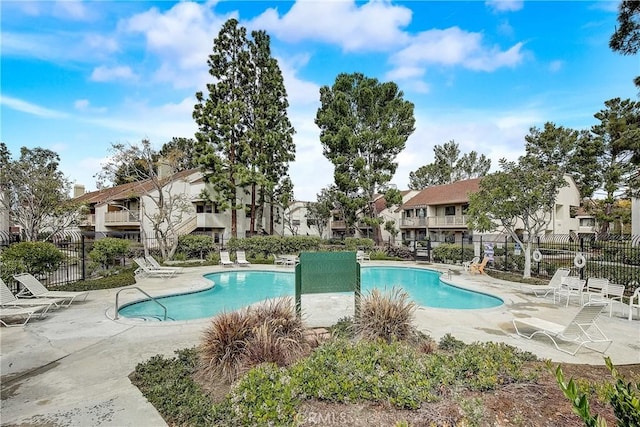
[{"xmin": 1, "ymin": 261, "xmax": 639, "ymax": 426}]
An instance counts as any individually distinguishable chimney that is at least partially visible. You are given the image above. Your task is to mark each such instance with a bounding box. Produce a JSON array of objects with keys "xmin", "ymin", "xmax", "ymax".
[
  {"xmin": 73, "ymin": 184, "xmax": 86, "ymax": 198},
  {"xmin": 158, "ymin": 158, "xmax": 173, "ymax": 179}
]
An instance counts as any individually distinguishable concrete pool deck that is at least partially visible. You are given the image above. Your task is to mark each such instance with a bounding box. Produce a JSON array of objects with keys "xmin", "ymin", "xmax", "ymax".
[{"xmin": 1, "ymin": 261, "xmax": 639, "ymax": 426}]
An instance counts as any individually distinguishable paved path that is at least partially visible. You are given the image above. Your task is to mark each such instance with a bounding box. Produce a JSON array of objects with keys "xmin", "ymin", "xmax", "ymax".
[{"xmin": 1, "ymin": 262, "xmax": 639, "ymax": 426}]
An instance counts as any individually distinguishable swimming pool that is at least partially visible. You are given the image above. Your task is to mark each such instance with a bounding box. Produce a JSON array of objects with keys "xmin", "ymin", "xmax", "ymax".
[{"xmin": 117, "ymin": 266, "xmax": 503, "ymax": 321}]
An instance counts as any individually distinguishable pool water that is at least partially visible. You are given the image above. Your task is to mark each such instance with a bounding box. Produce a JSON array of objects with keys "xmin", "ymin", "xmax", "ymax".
[{"xmin": 117, "ymin": 267, "xmax": 503, "ymax": 321}]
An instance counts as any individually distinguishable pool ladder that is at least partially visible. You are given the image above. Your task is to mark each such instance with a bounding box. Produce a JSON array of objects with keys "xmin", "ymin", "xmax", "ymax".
[{"xmin": 114, "ymin": 286, "xmax": 168, "ymax": 321}]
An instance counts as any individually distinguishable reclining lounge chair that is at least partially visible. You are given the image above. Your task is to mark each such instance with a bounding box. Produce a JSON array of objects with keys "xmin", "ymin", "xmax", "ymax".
[{"xmin": 513, "ymin": 302, "xmax": 612, "ymax": 355}]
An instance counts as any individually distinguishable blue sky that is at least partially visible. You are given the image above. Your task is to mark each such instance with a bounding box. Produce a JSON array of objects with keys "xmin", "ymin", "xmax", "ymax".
[{"xmin": 1, "ymin": 0, "xmax": 638, "ymax": 201}]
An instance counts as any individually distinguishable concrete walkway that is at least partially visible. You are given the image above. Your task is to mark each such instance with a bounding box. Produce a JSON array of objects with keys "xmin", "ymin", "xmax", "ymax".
[{"xmin": 1, "ymin": 262, "xmax": 639, "ymax": 426}]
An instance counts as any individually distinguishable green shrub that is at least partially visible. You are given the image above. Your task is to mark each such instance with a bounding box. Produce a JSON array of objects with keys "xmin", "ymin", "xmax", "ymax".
[
  {"xmin": 292, "ymin": 339, "xmax": 438, "ymax": 409},
  {"xmin": 0, "ymin": 241, "xmax": 64, "ymax": 277},
  {"xmin": 329, "ymin": 316, "xmax": 355, "ymax": 339},
  {"xmin": 432, "ymin": 243, "xmax": 474, "ymax": 263},
  {"xmin": 344, "ymin": 237, "xmax": 374, "ymax": 251},
  {"xmin": 54, "ymin": 268, "xmax": 136, "ymax": 291},
  {"xmin": 226, "ymin": 363, "xmax": 300, "ymax": 426},
  {"xmin": 227, "ymin": 235, "xmax": 322, "ymax": 258},
  {"xmin": 177, "ymin": 234, "xmax": 216, "ymax": 259},
  {"xmin": 438, "ymin": 333, "xmax": 467, "ymax": 352},
  {"xmin": 88, "ymin": 237, "xmax": 130, "ymax": 268},
  {"xmin": 130, "ymin": 348, "xmax": 218, "ymax": 426}
]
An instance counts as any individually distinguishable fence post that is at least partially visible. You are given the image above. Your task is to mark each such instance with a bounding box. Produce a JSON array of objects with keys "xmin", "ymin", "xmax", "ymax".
[
  {"xmin": 81, "ymin": 233, "xmax": 86, "ymax": 281},
  {"xmin": 461, "ymin": 233, "xmax": 465, "ymax": 264},
  {"xmin": 536, "ymin": 236, "xmax": 540, "ymax": 276},
  {"xmin": 579, "ymin": 237, "xmax": 585, "ymax": 280}
]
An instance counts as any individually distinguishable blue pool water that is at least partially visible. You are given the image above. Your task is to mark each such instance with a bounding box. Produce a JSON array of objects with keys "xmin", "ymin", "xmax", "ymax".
[{"xmin": 118, "ymin": 267, "xmax": 503, "ymax": 321}]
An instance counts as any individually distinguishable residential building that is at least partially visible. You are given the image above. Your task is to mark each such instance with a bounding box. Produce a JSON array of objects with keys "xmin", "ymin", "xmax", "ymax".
[
  {"xmin": 281, "ymin": 201, "xmax": 326, "ymax": 238},
  {"xmin": 73, "ymin": 169, "xmax": 273, "ymax": 243},
  {"xmin": 633, "ymin": 197, "xmax": 639, "ymax": 237},
  {"xmin": 398, "ymin": 175, "xmax": 584, "ymax": 246}
]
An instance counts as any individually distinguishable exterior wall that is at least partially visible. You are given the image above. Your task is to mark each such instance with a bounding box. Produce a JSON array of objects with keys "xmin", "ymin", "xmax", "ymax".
[
  {"xmin": 547, "ymin": 175, "xmax": 581, "ymax": 235},
  {"xmin": 282, "ymin": 201, "xmax": 324, "ymax": 238},
  {"xmin": 379, "ymin": 190, "xmax": 419, "ymax": 246}
]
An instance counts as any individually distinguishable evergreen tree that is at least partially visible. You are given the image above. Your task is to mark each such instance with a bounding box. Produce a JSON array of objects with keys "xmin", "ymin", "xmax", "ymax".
[{"xmin": 315, "ymin": 72, "xmax": 415, "ymax": 244}]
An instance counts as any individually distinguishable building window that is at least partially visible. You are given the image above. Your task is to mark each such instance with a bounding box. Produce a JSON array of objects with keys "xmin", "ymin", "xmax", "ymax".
[
  {"xmin": 445, "ymin": 206, "xmax": 455, "ymax": 216},
  {"xmin": 405, "ymin": 210, "xmax": 413, "ymax": 218},
  {"xmin": 196, "ymin": 204, "xmax": 213, "ymax": 214},
  {"xmin": 461, "ymin": 204, "xmax": 469, "ymax": 214}
]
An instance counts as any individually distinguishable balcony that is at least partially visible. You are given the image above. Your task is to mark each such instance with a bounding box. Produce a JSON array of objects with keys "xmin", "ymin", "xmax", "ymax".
[
  {"xmin": 400, "ymin": 217, "xmax": 427, "ymax": 228},
  {"xmin": 196, "ymin": 213, "xmax": 228, "ymax": 229},
  {"xmin": 428, "ymin": 215, "xmax": 468, "ymax": 227},
  {"xmin": 78, "ymin": 214, "xmax": 95, "ymax": 227},
  {"xmin": 104, "ymin": 210, "xmax": 140, "ymax": 226},
  {"xmin": 331, "ymin": 220, "xmax": 347, "ymax": 229},
  {"xmin": 401, "ymin": 215, "xmax": 470, "ymax": 229}
]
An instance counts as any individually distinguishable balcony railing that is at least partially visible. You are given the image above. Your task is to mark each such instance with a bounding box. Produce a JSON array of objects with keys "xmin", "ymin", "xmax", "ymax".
[
  {"xmin": 79, "ymin": 214, "xmax": 95, "ymax": 226},
  {"xmin": 400, "ymin": 215, "xmax": 469, "ymax": 228},
  {"xmin": 104, "ymin": 210, "xmax": 140, "ymax": 225}
]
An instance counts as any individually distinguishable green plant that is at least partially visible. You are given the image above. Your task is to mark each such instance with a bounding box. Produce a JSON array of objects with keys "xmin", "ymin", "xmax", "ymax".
[
  {"xmin": 329, "ymin": 316, "xmax": 355, "ymax": 339},
  {"xmin": 438, "ymin": 333, "xmax": 467, "ymax": 352},
  {"xmin": 354, "ymin": 287, "xmax": 417, "ymax": 344},
  {"xmin": 344, "ymin": 237, "xmax": 374, "ymax": 251},
  {"xmin": 130, "ymin": 348, "xmax": 217, "ymax": 426},
  {"xmin": 177, "ymin": 234, "xmax": 215, "ymax": 259},
  {"xmin": 0, "ymin": 241, "xmax": 64, "ymax": 277},
  {"xmin": 554, "ymin": 356, "xmax": 640, "ymax": 427},
  {"xmin": 88, "ymin": 237, "xmax": 130, "ymax": 268},
  {"xmin": 226, "ymin": 363, "xmax": 300, "ymax": 426}
]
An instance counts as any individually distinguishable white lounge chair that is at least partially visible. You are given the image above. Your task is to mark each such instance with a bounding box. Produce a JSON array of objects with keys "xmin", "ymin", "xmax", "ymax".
[
  {"xmin": 513, "ymin": 302, "xmax": 612, "ymax": 355},
  {"xmin": 219, "ymin": 251, "xmax": 234, "ymax": 267},
  {"xmin": 526, "ymin": 268, "xmax": 571, "ymax": 298},
  {"xmin": 13, "ymin": 273, "xmax": 89, "ymax": 307},
  {"xmin": 1, "ymin": 278, "xmax": 63, "ymax": 313},
  {"xmin": 235, "ymin": 250, "xmax": 251, "ymax": 266},
  {"xmin": 145, "ymin": 256, "xmax": 183, "ymax": 273},
  {"xmin": 133, "ymin": 258, "xmax": 178, "ymax": 278},
  {"xmin": 628, "ymin": 287, "xmax": 640, "ymax": 321},
  {"xmin": 582, "ymin": 277, "xmax": 609, "ymax": 302},
  {"xmin": 0, "ymin": 305, "xmax": 48, "ymax": 327},
  {"xmin": 463, "ymin": 256, "xmax": 480, "ymax": 271}
]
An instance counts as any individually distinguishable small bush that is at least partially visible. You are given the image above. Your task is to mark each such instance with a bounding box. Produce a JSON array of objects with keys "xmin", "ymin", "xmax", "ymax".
[
  {"xmin": 438, "ymin": 333, "xmax": 467, "ymax": 352},
  {"xmin": 0, "ymin": 241, "xmax": 64, "ymax": 277},
  {"xmin": 198, "ymin": 298, "xmax": 309, "ymax": 384},
  {"xmin": 355, "ymin": 287, "xmax": 418, "ymax": 344},
  {"xmin": 329, "ymin": 316, "xmax": 355, "ymax": 339},
  {"xmin": 89, "ymin": 237, "xmax": 130, "ymax": 268},
  {"xmin": 344, "ymin": 237, "xmax": 374, "ymax": 251},
  {"xmin": 177, "ymin": 234, "xmax": 216, "ymax": 259}
]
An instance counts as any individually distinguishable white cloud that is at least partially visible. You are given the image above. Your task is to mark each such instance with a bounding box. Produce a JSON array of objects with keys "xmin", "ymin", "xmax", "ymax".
[
  {"xmin": 390, "ymin": 27, "xmax": 525, "ymax": 76},
  {"xmin": 90, "ymin": 65, "xmax": 137, "ymax": 82},
  {"xmin": 248, "ymin": 0, "xmax": 412, "ymax": 52},
  {"xmin": 53, "ymin": 0, "xmax": 90, "ymax": 21},
  {"xmin": 122, "ymin": 2, "xmax": 232, "ymax": 89},
  {"xmin": 485, "ymin": 0, "xmax": 524, "ymax": 13},
  {"xmin": 0, "ymin": 95, "xmax": 68, "ymax": 119},
  {"xmin": 74, "ymin": 99, "xmax": 107, "ymax": 113}
]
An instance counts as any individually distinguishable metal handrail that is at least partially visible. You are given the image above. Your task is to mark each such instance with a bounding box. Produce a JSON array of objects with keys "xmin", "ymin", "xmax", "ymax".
[{"xmin": 114, "ymin": 286, "xmax": 167, "ymax": 320}]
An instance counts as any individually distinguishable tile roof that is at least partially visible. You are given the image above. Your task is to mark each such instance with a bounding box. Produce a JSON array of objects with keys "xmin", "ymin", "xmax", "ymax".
[
  {"xmin": 401, "ymin": 178, "xmax": 481, "ymax": 209},
  {"xmin": 73, "ymin": 169, "xmax": 200, "ymax": 205}
]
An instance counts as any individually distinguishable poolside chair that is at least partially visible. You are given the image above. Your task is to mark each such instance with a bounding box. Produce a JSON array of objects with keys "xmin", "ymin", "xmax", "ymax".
[
  {"xmin": 527, "ymin": 268, "xmax": 571, "ymax": 298},
  {"xmin": 587, "ymin": 282, "xmax": 625, "ymax": 317},
  {"xmin": 274, "ymin": 254, "xmax": 298, "ymax": 267},
  {"xmin": 0, "ymin": 305, "xmax": 48, "ymax": 327},
  {"xmin": 463, "ymin": 256, "xmax": 480, "ymax": 271},
  {"xmin": 555, "ymin": 276, "xmax": 586, "ymax": 307},
  {"xmin": 219, "ymin": 251, "xmax": 234, "ymax": 267},
  {"xmin": 13, "ymin": 273, "xmax": 89, "ymax": 307},
  {"xmin": 628, "ymin": 287, "xmax": 640, "ymax": 321},
  {"xmin": 133, "ymin": 258, "xmax": 178, "ymax": 278},
  {"xmin": 513, "ymin": 302, "xmax": 612, "ymax": 355},
  {"xmin": 356, "ymin": 250, "xmax": 370, "ymax": 262},
  {"xmin": 144, "ymin": 255, "xmax": 183, "ymax": 273},
  {"xmin": 1, "ymin": 278, "xmax": 63, "ymax": 314},
  {"xmin": 469, "ymin": 256, "xmax": 489, "ymax": 274},
  {"xmin": 235, "ymin": 250, "xmax": 251, "ymax": 266},
  {"xmin": 582, "ymin": 277, "xmax": 609, "ymax": 301}
]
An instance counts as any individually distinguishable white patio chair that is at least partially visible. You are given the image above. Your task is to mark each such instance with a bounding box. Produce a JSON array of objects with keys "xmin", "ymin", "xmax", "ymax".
[
  {"xmin": 526, "ymin": 268, "xmax": 571, "ymax": 298},
  {"xmin": 0, "ymin": 305, "xmax": 48, "ymax": 327},
  {"xmin": 588, "ymin": 283, "xmax": 625, "ymax": 317},
  {"xmin": 555, "ymin": 276, "xmax": 586, "ymax": 307},
  {"xmin": 132, "ymin": 258, "xmax": 178, "ymax": 278},
  {"xmin": 145, "ymin": 256, "xmax": 183, "ymax": 273},
  {"xmin": 1, "ymin": 278, "xmax": 63, "ymax": 313},
  {"xmin": 629, "ymin": 288, "xmax": 640, "ymax": 321}
]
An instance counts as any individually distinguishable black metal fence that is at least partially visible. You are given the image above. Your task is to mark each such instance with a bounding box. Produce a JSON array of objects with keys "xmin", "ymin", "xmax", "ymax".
[
  {"xmin": 2, "ymin": 231, "xmax": 638, "ymax": 293},
  {"xmin": 411, "ymin": 234, "xmax": 640, "ymax": 288}
]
